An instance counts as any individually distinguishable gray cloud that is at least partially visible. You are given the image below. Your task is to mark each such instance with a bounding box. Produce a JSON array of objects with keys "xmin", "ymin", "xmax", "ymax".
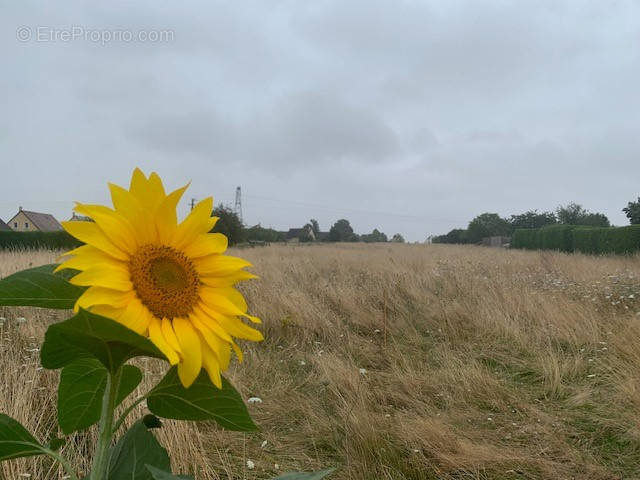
[{"xmin": 2, "ymin": 1, "xmax": 640, "ymax": 240}]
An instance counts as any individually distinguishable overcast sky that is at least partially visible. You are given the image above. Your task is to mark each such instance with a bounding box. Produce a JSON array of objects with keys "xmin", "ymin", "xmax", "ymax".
[{"xmin": 2, "ymin": 1, "xmax": 639, "ymax": 241}]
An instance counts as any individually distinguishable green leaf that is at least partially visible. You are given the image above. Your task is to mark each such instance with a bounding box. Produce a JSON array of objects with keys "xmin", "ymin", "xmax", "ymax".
[
  {"xmin": 271, "ymin": 469, "xmax": 336, "ymax": 480},
  {"xmin": 57, "ymin": 359, "xmax": 143, "ymax": 434},
  {"xmin": 117, "ymin": 365, "xmax": 144, "ymax": 405},
  {"xmin": 47, "ymin": 435, "xmax": 65, "ymax": 452},
  {"xmin": 40, "ymin": 309, "xmax": 164, "ymax": 372},
  {"xmin": 145, "ymin": 465, "xmax": 194, "ymax": 480},
  {"xmin": 58, "ymin": 359, "xmax": 108, "ymax": 435},
  {"xmin": 108, "ymin": 420, "xmax": 170, "ymax": 480},
  {"xmin": 0, "ymin": 414, "xmax": 45, "ymax": 461},
  {"xmin": 147, "ymin": 368, "xmax": 257, "ymax": 431},
  {"xmin": 0, "ymin": 264, "xmax": 85, "ymax": 309}
]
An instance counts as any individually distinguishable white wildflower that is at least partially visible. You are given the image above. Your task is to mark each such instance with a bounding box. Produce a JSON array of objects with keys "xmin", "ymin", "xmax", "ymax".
[
  {"xmin": 261, "ymin": 440, "xmax": 268, "ymax": 448},
  {"xmin": 359, "ymin": 368, "xmax": 367, "ymax": 375},
  {"xmin": 248, "ymin": 397, "xmax": 263, "ymax": 404},
  {"xmin": 246, "ymin": 460, "xmax": 255, "ymax": 470}
]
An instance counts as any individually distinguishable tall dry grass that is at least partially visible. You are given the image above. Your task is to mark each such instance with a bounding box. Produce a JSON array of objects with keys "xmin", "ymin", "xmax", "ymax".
[{"xmin": 2, "ymin": 244, "xmax": 640, "ymax": 479}]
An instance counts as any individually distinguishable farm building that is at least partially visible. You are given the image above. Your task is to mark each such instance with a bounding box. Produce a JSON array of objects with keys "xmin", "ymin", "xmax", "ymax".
[
  {"xmin": 68, "ymin": 212, "xmax": 93, "ymax": 222},
  {"xmin": 7, "ymin": 207, "xmax": 63, "ymax": 232},
  {"xmin": 0, "ymin": 218, "xmax": 10, "ymax": 231}
]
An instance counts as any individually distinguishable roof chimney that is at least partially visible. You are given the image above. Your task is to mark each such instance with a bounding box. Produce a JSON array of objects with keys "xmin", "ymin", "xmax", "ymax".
[{"xmin": 19, "ymin": 206, "xmax": 22, "ymax": 211}]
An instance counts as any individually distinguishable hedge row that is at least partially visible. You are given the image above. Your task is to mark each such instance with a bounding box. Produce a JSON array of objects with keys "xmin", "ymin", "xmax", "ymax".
[
  {"xmin": 0, "ymin": 231, "xmax": 82, "ymax": 250},
  {"xmin": 512, "ymin": 225, "xmax": 640, "ymax": 254}
]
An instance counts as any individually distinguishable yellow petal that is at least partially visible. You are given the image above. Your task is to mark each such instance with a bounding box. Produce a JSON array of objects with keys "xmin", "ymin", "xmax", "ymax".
[
  {"xmin": 130, "ymin": 168, "xmax": 166, "ymax": 209},
  {"xmin": 198, "ymin": 302, "xmax": 264, "ymax": 341},
  {"xmin": 200, "ymin": 270, "xmax": 258, "ymax": 288},
  {"xmin": 173, "ymin": 317, "xmax": 202, "ymax": 387},
  {"xmin": 161, "ymin": 317, "xmax": 182, "ymax": 354},
  {"xmin": 74, "ymin": 204, "xmax": 137, "ymax": 254},
  {"xmin": 149, "ymin": 317, "xmax": 180, "ymax": 365},
  {"xmin": 108, "ymin": 183, "xmax": 156, "ymax": 244},
  {"xmin": 90, "ymin": 304, "xmax": 126, "ymax": 320},
  {"xmin": 183, "ymin": 233, "xmax": 228, "ymax": 258},
  {"xmin": 116, "ymin": 299, "xmax": 152, "ymax": 335},
  {"xmin": 62, "ymin": 221, "xmax": 129, "ymax": 261},
  {"xmin": 76, "ymin": 287, "xmax": 134, "ymax": 310},
  {"xmin": 200, "ymin": 287, "xmax": 261, "ymax": 323},
  {"xmin": 199, "ymin": 337, "xmax": 223, "ymax": 388},
  {"xmin": 172, "ymin": 197, "xmax": 215, "ymax": 250},
  {"xmin": 70, "ymin": 266, "xmax": 132, "ymax": 291},
  {"xmin": 194, "ymin": 255, "xmax": 252, "ymax": 276},
  {"xmin": 155, "ymin": 183, "xmax": 188, "ymax": 243},
  {"xmin": 190, "ymin": 309, "xmax": 232, "ymax": 343},
  {"xmin": 231, "ymin": 341, "xmax": 244, "ymax": 363},
  {"xmin": 56, "ymin": 245, "xmax": 126, "ymax": 273}
]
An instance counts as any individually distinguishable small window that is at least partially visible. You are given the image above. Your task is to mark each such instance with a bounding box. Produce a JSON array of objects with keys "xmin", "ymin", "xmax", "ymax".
[
  {"xmin": 25, "ymin": 223, "xmax": 29, "ymax": 229},
  {"xmin": 14, "ymin": 222, "xmax": 17, "ymax": 228}
]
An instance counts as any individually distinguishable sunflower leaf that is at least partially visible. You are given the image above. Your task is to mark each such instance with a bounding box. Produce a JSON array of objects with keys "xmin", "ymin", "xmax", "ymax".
[
  {"xmin": 0, "ymin": 264, "xmax": 85, "ymax": 309},
  {"xmin": 147, "ymin": 368, "xmax": 257, "ymax": 431},
  {"xmin": 58, "ymin": 359, "xmax": 143, "ymax": 434},
  {"xmin": 41, "ymin": 309, "xmax": 164, "ymax": 372},
  {"xmin": 270, "ymin": 469, "xmax": 336, "ymax": 480},
  {"xmin": 107, "ymin": 420, "xmax": 170, "ymax": 480},
  {"xmin": 0, "ymin": 414, "xmax": 46, "ymax": 461}
]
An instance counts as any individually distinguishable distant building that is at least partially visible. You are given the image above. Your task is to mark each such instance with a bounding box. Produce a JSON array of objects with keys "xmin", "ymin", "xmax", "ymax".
[
  {"xmin": 7, "ymin": 207, "xmax": 63, "ymax": 232},
  {"xmin": 68, "ymin": 212, "xmax": 92, "ymax": 222},
  {"xmin": 0, "ymin": 218, "xmax": 10, "ymax": 231}
]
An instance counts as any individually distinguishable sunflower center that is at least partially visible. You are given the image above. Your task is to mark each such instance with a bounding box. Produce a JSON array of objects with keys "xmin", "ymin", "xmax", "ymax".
[{"xmin": 129, "ymin": 244, "xmax": 200, "ymax": 319}]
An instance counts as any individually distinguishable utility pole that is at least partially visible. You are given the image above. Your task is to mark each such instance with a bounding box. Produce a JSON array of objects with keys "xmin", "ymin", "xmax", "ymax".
[
  {"xmin": 190, "ymin": 198, "xmax": 197, "ymax": 211},
  {"xmin": 234, "ymin": 186, "xmax": 243, "ymax": 223}
]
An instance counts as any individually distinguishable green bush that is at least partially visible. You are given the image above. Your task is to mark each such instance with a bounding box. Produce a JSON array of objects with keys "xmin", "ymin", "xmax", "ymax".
[
  {"xmin": 0, "ymin": 231, "xmax": 82, "ymax": 250},
  {"xmin": 512, "ymin": 229, "xmax": 539, "ymax": 250},
  {"xmin": 514, "ymin": 225, "xmax": 640, "ymax": 255},
  {"xmin": 574, "ymin": 225, "xmax": 640, "ymax": 254},
  {"xmin": 539, "ymin": 225, "xmax": 576, "ymax": 252}
]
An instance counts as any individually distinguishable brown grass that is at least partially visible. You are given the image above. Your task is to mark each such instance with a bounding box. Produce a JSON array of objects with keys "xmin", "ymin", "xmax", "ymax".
[{"xmin": 2, "ymin": 244, "xmax": 640, "ymax": 479}]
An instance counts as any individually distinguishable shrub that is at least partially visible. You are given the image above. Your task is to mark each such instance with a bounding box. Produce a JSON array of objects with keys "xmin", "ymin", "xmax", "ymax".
[
  {"xmin": 539, "ymin": 225, "xmax": 576, "ymax": 252},
  {"xmin": 512, "ymin": 229, "xmax": 539, "ymax": 250},
  {"xmin": 0, "ymin": 231, "xmax": 82, "ymax": 250}
]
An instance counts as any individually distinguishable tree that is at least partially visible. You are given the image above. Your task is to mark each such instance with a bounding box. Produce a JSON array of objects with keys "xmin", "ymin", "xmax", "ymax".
[
  {"xmin": 329, "ymin": 219, "xmax": 357, "ymax": 242},
  {"xmin": 391, "ymin": 233, "xmax": 405, "ymax": 243},
  {"xmin": 309, "ymin": 219, "xmax": 320, "ymax": 236},
  {"xmin": 623, "ymin": 197, "xmax": 640, "ymax": 224},
  {"xmin": 432, "ymin": 229, "xmax": 468, "ymax": 244},
  {"xmin": 509, "ymin": 210, "xmax": 557, "ymax": 230},
  {"xmin": 361, "ymin": 228, "xmax": 388, "ymax": 243},
  {"xmin": 211, "ymin": 204, "xmax": 245, "ymax": 246},
  {"xmin": 556, "ymin": 203, "xmax": 610, "ymax": 227},
  {"xmin": 556, "ymin": 203, "xmax": 588, "ymax": 225},
  {"xmin": 467, "ymin": 213, "xmax": 510, "ymax": 243},
  {"xmin": 245, "ymin": 224, "xmax": 286, "ymax": 242}
]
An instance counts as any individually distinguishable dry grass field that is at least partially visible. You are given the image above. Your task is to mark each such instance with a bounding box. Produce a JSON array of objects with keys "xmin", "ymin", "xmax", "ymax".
[{"xmin": 2, "ymin": 244, "xmax": 640, "ymax": 480}]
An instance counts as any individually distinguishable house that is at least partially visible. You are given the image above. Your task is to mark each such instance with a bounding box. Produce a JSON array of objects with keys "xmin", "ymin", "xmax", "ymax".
[
  {"xmin": 286, "ymin": 226, "xmax": 316, "ymax": 242},
  {"xmin": 0, "ymin": 218, "xmax": 10, "ymax": 231},
  {"xmin": 68, "ymin": 212, "xmax": 92, "ymax": 222},
  {"xmin": 7, "ymin": 207, "xmax": 63, "ymax": 232}
]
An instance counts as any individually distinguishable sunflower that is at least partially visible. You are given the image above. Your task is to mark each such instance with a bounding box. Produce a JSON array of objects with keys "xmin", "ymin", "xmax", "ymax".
[{"xmin": 57, "ymin": 169, "xmax": 263, "ymax": 388}]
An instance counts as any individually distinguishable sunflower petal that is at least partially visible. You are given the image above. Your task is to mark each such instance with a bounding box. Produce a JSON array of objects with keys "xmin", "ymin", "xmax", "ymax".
[
  {"xmin": 117, "ymin": 299, "xmax": 152, "ymax": 335},
  {"xmin": 161, "ymin": 317, "xmax": 182, "ymax": 354},
  {"xmin": 70, "ymin": 266, "xmax": 132, "ymax": 291},
  {"xmin": 194, "ymin": 255, "xmax": 252, "ymax": 276},
  {"xmin": 173, "ymin": 317, "xmax": 202, "ymax": 387},
  {"xmin": 76, "ymin": 287, "xmax": 134, "ymax": 311},
  {"xmin": 56, "ymin": 245, "xmax": 125, "ymax": 273},
  {"xmin": 74, "ymin": 204, "xmax": 137, "ymax": 254},
  {"xmin": 172, "ymin": 197, "xmax": 215, "ymax": 250},
  {"xmin": 199, "ymin": 337, "xmax": 223, "ymax": 388},
  {"xmin": 184, "ymin": 233, "xmax": 228, "ymax": 258},
  {"xmin": 62, "ymin": 221, "xmax": 129, "ymax": 261},
  {"xmin": 149, "ymin": 317, "xmax": 180, "ymax": 365},
  {"xmin": 155, "ymin": 183, "xmax": 188, "ymax": 243}
]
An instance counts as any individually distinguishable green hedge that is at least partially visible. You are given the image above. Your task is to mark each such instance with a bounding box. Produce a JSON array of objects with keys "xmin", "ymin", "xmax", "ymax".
[
  {"xmin": 573, "ymin": 225, "xmax": 640, "ymax": 254},
  {"xmin": 513, "ymin": 225, "xmax": 640, "ymax": 255},
  {"xmin": 0, "ymin": 231, "xmax": 82, "ymax": 250}
]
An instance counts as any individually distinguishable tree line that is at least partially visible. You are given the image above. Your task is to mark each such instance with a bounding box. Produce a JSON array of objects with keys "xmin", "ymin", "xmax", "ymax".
[
  {"xmin": 209, "ymin": 205, "xmax": 405, "ymax": 245},
  {"xmin": 433, "ymin": 198, "xmax": 640, "ymax": 244}
]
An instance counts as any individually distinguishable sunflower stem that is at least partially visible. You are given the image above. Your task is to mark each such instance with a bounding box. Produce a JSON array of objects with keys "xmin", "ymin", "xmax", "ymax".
[{"xmin": 90, "ymin": 368, "xmax": 121, "ymax": 480}]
